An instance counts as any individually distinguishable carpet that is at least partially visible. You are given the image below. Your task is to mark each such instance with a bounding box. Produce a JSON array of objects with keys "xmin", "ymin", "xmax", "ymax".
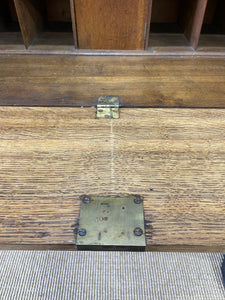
[{"xmin": 0, "ymin": 251, "xmax": 224, "ymax": 300}]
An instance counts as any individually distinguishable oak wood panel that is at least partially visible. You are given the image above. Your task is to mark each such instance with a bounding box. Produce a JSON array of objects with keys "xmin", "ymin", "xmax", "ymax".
[
  {"xmin": 14, "ymin": 0, "xmax": 44, "ymax": 48},
  {"xmin": 179, "ymin": 0, "xmax": 208, "ymax": 49},
  {"xmin": 0, "ymin": 107, "xmax": 225, "ymax": 251},
  {"xmin": 0, "ymin": 54, "xmax": 224, "ymax": 107},
  {"xmin": 74, "ymin": 0, "xmax": 151, "ymax": 50}
]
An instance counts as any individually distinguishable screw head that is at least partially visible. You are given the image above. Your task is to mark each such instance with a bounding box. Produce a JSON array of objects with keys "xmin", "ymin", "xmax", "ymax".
[
  {"xmin": 134, "ymin": 197, "xmax": 142, "ymax": 204},
  {"xmin": 82, "ymin": 196, "xmax": 90, "ymax": 204},
  {"xmin": 78, "ymin": 228, "xmax": 87, "ymax": 236},
  {"xmin": 134, "ymin": 227, "xmax": 143, "ymax": 237}
]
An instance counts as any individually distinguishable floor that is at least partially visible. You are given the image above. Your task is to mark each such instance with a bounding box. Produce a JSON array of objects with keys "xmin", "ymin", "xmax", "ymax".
[{"xmin": 0, "ymin": 251, "xmax": 224, "ymax": 300}]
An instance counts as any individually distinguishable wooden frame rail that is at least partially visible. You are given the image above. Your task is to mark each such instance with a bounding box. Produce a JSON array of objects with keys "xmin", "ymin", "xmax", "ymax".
[{"xmin": 0, "ymin": 55, "xmax": 224, "ymax": 107}]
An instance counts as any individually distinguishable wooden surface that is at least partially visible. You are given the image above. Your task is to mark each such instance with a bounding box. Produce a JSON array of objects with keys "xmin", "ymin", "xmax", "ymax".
[
  {"xmin": 8, "ymin": 0, "xmax": 19, "ymax": 22},
  {"xmin": 198, "ymin": 34, "xmax": 225, "ymax": 51},
  {"xmin": 46, "ymin": 0, "xmax": 71, "ymax": 22},
  {"xmin": 217, "ymin": 0, "xmax": 225, "ymax": 34},
  {"xmin": 14, "ymin": 0, "xmax": 44, "ymax": 48},
  {"xmin": 180, "ymin": 0, "xmax": 208, "ymax": 49},
  {"xmin": 0, "ymin": 107, "xmax": 225, "ymax": 251},
  {"xmin": 0, "ymin": 0, "xmax": 224, "ymax": 52},
  {"xmin": 151, "ymin": 0, "xmax": 179, "ymax": 23},
  {"xmin": 0, "ymin": 33, "xmax": 24, "ymax": 50},
  {"xmin": 30, "ymin": 32, "xmax": 74, "ymax": 50},
  {"xmin": 149, "ymin": 33, "xmax": 190, "ymax": 49},
  {"xmin": 74, "ymin": 0, "xmax": 150, "ymax": 50},
  {"xmin": 0, "ymin": 54, "xmax": 224, "ymax": 107},
  {"xmin": 70, "ymin": 0, "xmax": 77, "ymax": 48},
  {"xmin": 203, "ymin": 0, "xmax": 218, "ymax": 24}
]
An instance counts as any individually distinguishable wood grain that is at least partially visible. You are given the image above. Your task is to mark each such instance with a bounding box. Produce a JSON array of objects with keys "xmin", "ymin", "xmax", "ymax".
[
  {"xmin": 0, "ymin": 107, "xmax": 225, "ymax": 251},
  {"xmin": 14, "ymin": 0, "xmax": 44, "ymax": 48},
  {"xmin": 74, "ymin": 0, "xmax": 150, "ymax": 50},
  {"xmin": 180, "ymin": 0, "xmax": 208, "ymax": 49},
  {"xmin": 0, "ymin": 54, "xmax": 224, "ymax": 107}
]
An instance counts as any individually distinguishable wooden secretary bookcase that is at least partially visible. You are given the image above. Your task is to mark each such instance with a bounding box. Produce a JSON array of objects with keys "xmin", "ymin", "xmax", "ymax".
[{"xmin": 0, "ymin": 1, "xmax": 225, "ymax": 280}]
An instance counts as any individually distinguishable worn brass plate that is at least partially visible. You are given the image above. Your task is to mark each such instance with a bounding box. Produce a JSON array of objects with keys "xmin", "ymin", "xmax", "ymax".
[{"xmin": 77, "ymin": 195, "xmax": 146, "ymax": 251}]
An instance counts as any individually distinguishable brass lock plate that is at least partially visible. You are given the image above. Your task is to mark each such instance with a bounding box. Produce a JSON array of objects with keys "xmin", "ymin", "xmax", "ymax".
[{"xmin": 77, "ymin": 195, "xmax": 146, "ymax": 251}]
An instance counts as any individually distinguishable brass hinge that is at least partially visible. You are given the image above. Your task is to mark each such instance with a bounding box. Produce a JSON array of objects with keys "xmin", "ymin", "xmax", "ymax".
[{"xmin": 96, "ymin": 96, "xmax": 120, "ymax": 119}]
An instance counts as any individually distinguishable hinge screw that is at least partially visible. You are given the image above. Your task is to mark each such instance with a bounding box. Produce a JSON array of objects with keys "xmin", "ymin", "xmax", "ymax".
[
  {"xmin": 134, "ymin": 197, "xmax": 142, "ymax": 204},
  {"xmin": 82, "ymin": 196, "xmax": 90, "ymax": 204},
  {"xmin": 78, "ymin": 228, "xmax": 87, "ymax": 236},
  {"xmin": 134, "ymin": 227, "xmax": 143, "ymax": 236}
]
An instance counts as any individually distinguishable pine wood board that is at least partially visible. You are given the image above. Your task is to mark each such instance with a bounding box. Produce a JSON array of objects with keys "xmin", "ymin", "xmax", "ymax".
[{"xmin": 0, "ymin": 107, "xmax": 225, "ymax": 251}]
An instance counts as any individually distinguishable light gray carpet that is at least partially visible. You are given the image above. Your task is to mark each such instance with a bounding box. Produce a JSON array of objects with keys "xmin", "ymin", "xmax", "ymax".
[{"xmin": 0, "ymin": 251, "xmax": 224, "ymax": 300}]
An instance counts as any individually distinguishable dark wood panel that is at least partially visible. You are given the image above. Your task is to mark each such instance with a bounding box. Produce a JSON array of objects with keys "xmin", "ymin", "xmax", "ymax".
[
  {"xmin": 1, "ymin": 107, "xmax": 225, "ymax": 251},
  {"xmin": 179, "ymin": 0, "xmax": 208, "ymax": 49},
  {"xmin": 46, "ymin": 0, "xmax": 71, "ymax": 22},
  {"xmin": 9, "ymin": 0, "xmax": 18, "ymax": 22},
  {"xmin": 0, "ymin": 54, "xmax": 224, "ymax": 107},
  {"xmin": 14, "ymin": 0, "xmax": 74, "ymax": 49},
  {"xmin": 14, "ymin": 0, "xmax": 44, "ymax": 48},
  {"xmin": 149, "ymin": 0, "xmax": 207, "ymax": 49},
  {"xmin": 74, "ymin": 0, "xmax": 151, "ymax": 50},
  {"xmin": 151, "ymin": 0, "xmax": 179, "ymax": 23},
  {"xmin": 202, "ymin": 0, "xmax": 225, "ymax": 34},
  {"xmin": 0, "ymin": 0, "xmax": 23, "ymax": 48},
  {"xmin": 70, "ymin": 0, "xmax": 77, "ymax": 48},
  {"xmin": 203, "ymin": 0, "xmax": 218, "ymax": 24},
  {"xmin": 203, "ymin": 0, "xmax": 225, "ymax": 33},
  {"xmin": 0, "ymin": 0, "xmax": 19, "ymax": 31},
  {"xmin": 216, "ymin": 0, "xmax": 225, "ymax": 33}
]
